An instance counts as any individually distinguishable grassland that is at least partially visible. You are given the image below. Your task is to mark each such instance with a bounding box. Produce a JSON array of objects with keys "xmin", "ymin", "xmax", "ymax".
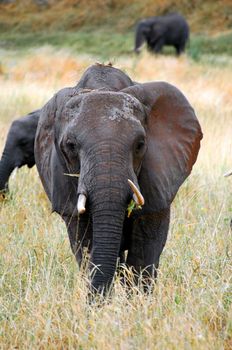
[
  {"xmin": 1, "ymin": 0, "xmax": 232, "ymax": 62},
  {"xmin": 0, "ymin": 44, "xmax": 232, "ymax": 349},
  {"xmin": 0, "ymin": 4, "xmax": 231, "ymax": 350},
  {"xmin": 1, "ymin": 28, "xmax": 232, "ymax": 61}
]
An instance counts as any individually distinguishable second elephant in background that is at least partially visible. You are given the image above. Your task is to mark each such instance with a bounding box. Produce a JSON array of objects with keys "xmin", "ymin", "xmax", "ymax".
[
  {"xmin": 0, "ymin": 110, "xmax": 40, "ymax": 193},
  {"xmin": 134, "ymin": 13, "xmax": 189, "ymax": 55}
]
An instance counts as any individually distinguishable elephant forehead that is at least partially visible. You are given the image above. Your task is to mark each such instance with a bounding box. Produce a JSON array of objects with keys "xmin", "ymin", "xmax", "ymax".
[{"xmin": 82, "ymin": 92, "xmax": 142, "ymax": 124}]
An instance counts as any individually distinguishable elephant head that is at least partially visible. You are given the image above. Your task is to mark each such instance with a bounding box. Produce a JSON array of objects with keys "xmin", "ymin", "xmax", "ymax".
[
  {"xmin": 35, "ymin": 64, "xmax": 202, "ymax": 294},
  {"xmin": 134, "ymin": 18, "xmax": 154, "ymax": 53},
  {"xmin": 0, "ymin": 110, "xmax": 40, "ymax": 193}
]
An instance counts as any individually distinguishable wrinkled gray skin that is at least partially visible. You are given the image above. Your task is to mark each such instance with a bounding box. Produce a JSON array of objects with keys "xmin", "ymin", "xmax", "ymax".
[
  {"xmin": 35, "ymin": 64, "xmax": 202, "ymax": 295},
  {"xmin": 0, "ymin": 110, "xmax": 40, "ymax": 193},
  {"xmin": 134, "ymin": 13, "xmax": 189, "ymax": 55}
]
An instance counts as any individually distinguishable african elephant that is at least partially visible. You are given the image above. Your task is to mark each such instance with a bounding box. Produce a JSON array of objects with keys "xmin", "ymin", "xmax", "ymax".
[
  {"xmin": 0, "ymin": 109, "xmax": 40, "ymax": 193},
  {"xmin": 134, "ymin": 13, "xmax": 189, "ymax": 55},
  {"xmin": 35, "ymin": 63, "xmax": 202, "ymax": 295}
]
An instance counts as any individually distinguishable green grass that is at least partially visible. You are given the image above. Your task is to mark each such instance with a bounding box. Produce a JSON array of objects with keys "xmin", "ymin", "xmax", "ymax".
[
  {"xmin": 0, "ymin": 28, "xmax": 134, "ymax": 60},
  {"xmin": 188, "ymin": 32, "xmax": 232, "ymax": 61},
  {"xmin": 0, "ymin": 28, "xmax": 232, "ymax": 62}
]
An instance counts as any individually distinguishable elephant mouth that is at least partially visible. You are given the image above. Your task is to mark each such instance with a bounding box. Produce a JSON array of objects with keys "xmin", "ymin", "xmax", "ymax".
[{"xmin": 77, "ymin": 179, "xmax": 144, "ymax": 215}]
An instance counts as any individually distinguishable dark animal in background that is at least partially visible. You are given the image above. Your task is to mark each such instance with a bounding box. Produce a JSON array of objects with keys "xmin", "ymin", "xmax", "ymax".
[
  {"xmin": 35, "ymin": 63, "xmax": 202, "ymax": 295},
  {"xmin": 0, "ymin": 110, "xmax": 40, "ymax": 193},
  {"xmin": 134, "ymin": 13, "xmax": 189, "ymax": 55}
]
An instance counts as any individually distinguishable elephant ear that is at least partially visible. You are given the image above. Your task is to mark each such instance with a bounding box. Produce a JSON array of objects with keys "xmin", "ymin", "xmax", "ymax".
[
  {"xmin": 122, "ymin": 82, "xmax": 203, "ymax": 212},
  {"xmin": 35, "ymin": 87, "xmax": 78, "ymax": 217}
]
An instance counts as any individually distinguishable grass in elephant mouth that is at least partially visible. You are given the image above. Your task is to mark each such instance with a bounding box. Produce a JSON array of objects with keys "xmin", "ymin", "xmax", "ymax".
[
  {"xmin": 127, "ymin": 199, "xmax": 142, "ymax": 217},
  {"xmin": 0, "ymin": 48, "xmax": 231, "ymax": 349}
]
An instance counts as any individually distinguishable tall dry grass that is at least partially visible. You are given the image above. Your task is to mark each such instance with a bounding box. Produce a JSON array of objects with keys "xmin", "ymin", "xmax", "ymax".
[{"xmin": 0, "ymin": 48, "xmax": 231, "ymax": 349}]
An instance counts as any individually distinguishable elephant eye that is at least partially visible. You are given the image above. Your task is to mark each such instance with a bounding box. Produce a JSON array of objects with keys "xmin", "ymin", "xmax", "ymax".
[
  {"xmin": 66, "ymin": 140, "xmax": 76, "ymax": 152},
  {"xmin": 61, "ymin": 138, "xmax": 80, "ymax": 160},
  {"xmin": 135, "ymin": 139, "xmax": 145, "ymax": 155}
]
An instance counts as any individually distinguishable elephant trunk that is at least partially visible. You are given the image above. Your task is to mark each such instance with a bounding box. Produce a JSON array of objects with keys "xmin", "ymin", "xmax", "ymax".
[
  {"xmin": 85, "ymin": 158, "xmax": 129, "ymax": 294},
  {"xmin": 0, "ymin": 155, "xmax": 15, "ymax": 192},
  {"xmin": 134, "ymin": 23, "xmax": 146, "ymax": 52},
  {"xmin": 90, "ymin": 203, "xmax": 125, "ymax": 294}
]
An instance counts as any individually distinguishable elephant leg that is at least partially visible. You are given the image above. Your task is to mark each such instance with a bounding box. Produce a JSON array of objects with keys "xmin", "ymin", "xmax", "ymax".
[
  {"xmin": 126, "ymin": 208, "xmax": 170, "ymax": 288},
  {"xmin": 64, "ymin": 214, "xmax": 92, "ymax": 265},
  {"xmin": 152, "ymin": 38, "xmax": 165, "ymax": 53},
  {"xmin": 175, "ymin": 42, "xmax": 186, "ymax": 56}
]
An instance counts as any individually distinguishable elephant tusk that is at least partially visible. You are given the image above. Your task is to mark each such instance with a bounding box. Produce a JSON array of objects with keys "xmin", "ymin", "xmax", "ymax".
[
  {"xmin": 77, "ymin": 194, "xmax": 87, "ymax": 214},
  {"xmin": 64, "ymin": 173, "xmax": 80, "ymax": 177},
  {"xmin": 224, "ymin": 170, "xmax": 232, "ymax": 177},
  {"xmin": 128, "ymin": 179, "xmax": 144, "ymax": 206}
]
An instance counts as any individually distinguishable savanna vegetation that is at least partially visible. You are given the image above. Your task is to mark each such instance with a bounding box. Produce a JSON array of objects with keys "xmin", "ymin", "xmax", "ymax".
[
  {"xmin": 0, "ymin": 0, "xmax": 232, "ymax": 59},
  {"xmin": 0, "ymin": 1, "xmax": 232, "ymax": 349}
]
